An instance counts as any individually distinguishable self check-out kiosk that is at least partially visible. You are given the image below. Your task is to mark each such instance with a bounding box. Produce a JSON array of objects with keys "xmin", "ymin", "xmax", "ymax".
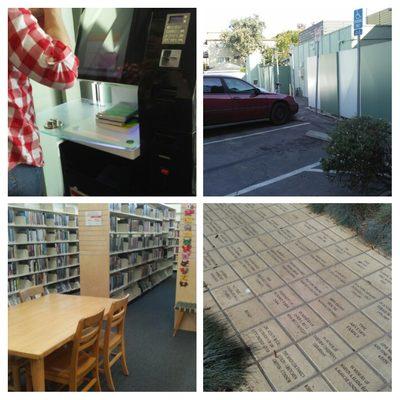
[{"xmin": 57, "ymin": 8, "xmax": 196, "ymax": 196}]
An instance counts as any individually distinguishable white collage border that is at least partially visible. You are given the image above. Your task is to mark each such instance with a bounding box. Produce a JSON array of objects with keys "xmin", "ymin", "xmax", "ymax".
[{"xmin": 0, "ymin": 0, "xmax": 397, "ymax": 398}]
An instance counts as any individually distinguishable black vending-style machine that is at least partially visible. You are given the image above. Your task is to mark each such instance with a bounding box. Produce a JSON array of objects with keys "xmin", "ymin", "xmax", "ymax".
[
  {"xmin": 138, "ymin": 9, "xmax": 196, "ymax": 195},
  {"xmin": 59, "ymin": 8, "xmax": 195, "ymax": 196}
]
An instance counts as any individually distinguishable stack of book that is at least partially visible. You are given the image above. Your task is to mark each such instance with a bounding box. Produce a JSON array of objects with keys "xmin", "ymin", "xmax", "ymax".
[{"xmin": 96, "ymin": 102, "xmax": 138, "ymax": 132}]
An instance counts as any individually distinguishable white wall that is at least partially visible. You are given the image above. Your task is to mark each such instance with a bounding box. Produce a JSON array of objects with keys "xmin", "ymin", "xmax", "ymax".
[
  {"xmin": 338, "ymin": 48, "xmax": 358, "ymax": 118},
  {"xmin": 307, "ymin": 56, "xmax": 320, "ymax": 109}
]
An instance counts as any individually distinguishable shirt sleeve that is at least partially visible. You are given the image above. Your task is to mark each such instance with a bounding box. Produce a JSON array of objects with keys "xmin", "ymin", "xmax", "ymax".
[{"xmin": 8, "ymin": 8, "xmax": 79, "ymax": 90}]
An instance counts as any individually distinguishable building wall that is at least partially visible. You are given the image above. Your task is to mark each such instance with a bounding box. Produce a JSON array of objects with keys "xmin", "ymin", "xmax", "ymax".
[
  {"xmin": 206, "ymin": 42, "xmax": 239, "ymax": 69},
  {"xmin": 366, "ymin": 8, "xmax": 392, "ymax": 25},
  {"xmin": 299, "ymin": 21, "xmax": 352, "ymax": 44}
]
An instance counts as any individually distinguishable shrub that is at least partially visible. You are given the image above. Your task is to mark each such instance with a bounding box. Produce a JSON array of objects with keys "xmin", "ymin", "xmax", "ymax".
[
  {"xmin": 307, "ymin": 203, "xmax": 391, "ymax": 255},
  {"xmin": 204, "ymin": 313, "xmax": 252, "ymax": 391},
  {"xmin": 321, "ymin": 117, "xmax": 391, "ymax": 192}
]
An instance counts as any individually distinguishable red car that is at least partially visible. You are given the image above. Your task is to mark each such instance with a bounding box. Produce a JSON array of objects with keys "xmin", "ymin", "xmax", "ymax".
[{"xmin": 203, "ymin": 75, "xmax": 299, "ymax": 127}]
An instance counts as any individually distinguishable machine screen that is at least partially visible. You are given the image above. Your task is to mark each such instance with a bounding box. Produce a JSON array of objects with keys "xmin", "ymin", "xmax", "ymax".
[
  {"xmin": 169, "ymin": 15, "xmax": 184, "ymax": 24},
  {"xmin": 75, "ymin": 8, "xmax": 152, "ymax": 84}
]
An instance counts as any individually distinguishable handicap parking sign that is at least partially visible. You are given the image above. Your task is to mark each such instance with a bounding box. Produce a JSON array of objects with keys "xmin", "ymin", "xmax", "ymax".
[
  {"xmin": 353, "ymin": 8, "xmax": 363, "ymax": 36},
  {"xmin": 354, "ymin": 8, "xmax": 363, "ymax": 22}
]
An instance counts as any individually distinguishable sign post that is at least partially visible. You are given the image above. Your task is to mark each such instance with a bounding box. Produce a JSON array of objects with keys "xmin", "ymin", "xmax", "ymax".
[{"xmin": 354, "ymin": 8, "xmax": 363, "ymax": 117}]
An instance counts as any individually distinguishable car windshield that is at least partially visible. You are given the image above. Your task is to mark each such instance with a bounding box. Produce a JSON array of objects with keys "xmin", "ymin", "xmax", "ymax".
[{"xmin": 224, "ymin": 78, "xmax": 255, "ymax": 94}]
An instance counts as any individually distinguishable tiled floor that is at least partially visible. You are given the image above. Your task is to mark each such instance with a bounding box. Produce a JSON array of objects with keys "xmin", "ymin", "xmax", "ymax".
[{"xmin": 203, "ymin": 204, "xmax": 392, "ymax": 392}]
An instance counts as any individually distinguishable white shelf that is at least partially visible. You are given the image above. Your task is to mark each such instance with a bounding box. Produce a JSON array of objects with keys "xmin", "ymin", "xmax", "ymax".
[
  {"xmin": 109, "ymin": 257, "xmax": 165, "ymax": 275},
  {"xmin": 110, "ymin": 266, "xmax": 173, "ymax": 295},
  {"xmin": 9, "ymin": 251, "xmax": 79, "ymax": 263},
  {"xmin": 8, "ymin": 263, "xmax": 80, "ymax": 279},
  {"xmin": 9, "ymin": 240, "xmax": 79, "ymax": 246},
  {"xmin": 109, "ymin": 244, "xmax": 163, "ymax": 256},
  {"xmin": 9, "ymin": 224, "xmax": 79, "ymax": 230},
  {"xmin": 110, "ymin": 210, "xmax": 163, "ymax": 222},
  {"xmin": 110, "ymin": 231, "xmax": 163, "ymax": 236},
  {"xmin": 44, "ymin": 275, "xmax": 80, "ymax": 286},
  {"xmin": 9, "ymin": 204, "xmax": 77, "ymax": 216},
  {"xmin": 135, "ymin": 273, "xmax": 173, "ymax": 298},
  {"xmin": 58, "ymin": 286, "xmax": 80, "ymax": 295},
  {"xmin": 8, "ymin": 275, "xmax": 80, "ymax": 296},
  {"xmin": 8, "ymin": 205, "xmax": 82, "ymax": 303}
]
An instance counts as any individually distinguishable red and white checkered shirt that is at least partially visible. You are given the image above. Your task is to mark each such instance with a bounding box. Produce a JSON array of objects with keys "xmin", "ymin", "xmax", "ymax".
[{"xmin": 8, "ymin": 8, "xmax": 79, "ymax": 170}]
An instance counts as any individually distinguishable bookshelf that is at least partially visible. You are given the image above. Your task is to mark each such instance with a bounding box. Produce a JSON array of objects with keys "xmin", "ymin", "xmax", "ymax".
[
  {"xmin": 78, "ymin": 203, "xmax": 178, "ymax": 303},
  {"xmin": 8, "ymin": 204, "xmax": 80, "ymax": 306}
]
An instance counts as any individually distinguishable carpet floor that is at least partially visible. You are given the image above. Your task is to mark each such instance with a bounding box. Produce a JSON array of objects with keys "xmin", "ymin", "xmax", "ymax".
[{"xmin": 109, "ymin": 274, "xmax": 196, "ymax": 391}]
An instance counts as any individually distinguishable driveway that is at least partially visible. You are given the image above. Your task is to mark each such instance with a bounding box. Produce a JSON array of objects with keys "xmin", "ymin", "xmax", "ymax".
[{"xmin": 203, "ymin": 98, "xmax": 386, "ymax": 196}]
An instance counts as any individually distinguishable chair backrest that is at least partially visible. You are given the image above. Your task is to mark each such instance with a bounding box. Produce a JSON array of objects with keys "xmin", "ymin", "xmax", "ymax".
[
  {"xmin": 69, "ymin": 309, "xmax": 104, "ymax": 379},
  {"xmin": 18, "ymin": 285, "xmax": 45, "ymax": 303},
  {"xmin": 104, "ymin": 295, "xmax": 129, "ymax": 347}
]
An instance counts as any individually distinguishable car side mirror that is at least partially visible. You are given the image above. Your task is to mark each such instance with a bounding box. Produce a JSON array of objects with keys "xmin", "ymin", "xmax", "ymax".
[{"xmin": 253, "ymin": 88, "xmax": 261, "ymax": 96}]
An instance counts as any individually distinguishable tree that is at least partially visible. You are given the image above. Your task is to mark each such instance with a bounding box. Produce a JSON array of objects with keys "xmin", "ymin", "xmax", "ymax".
[
  {"xmin": 220, "ymin": 15, "xmax": 266, "ymax": 65},
  {"xmin": 262, "ymin": 30, "xmax": 300, "ymax": 66}
]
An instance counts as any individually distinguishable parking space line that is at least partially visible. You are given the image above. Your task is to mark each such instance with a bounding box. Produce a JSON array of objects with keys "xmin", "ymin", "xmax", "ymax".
[
  {"xmin": 308, "ymin": 169, "xmax": 325, "ymax": 172},
  {"xmin": 204, "ymin": 122, "xmax": 311, "ymax": 145},
  {"xmin": 227, "ymin": 161, "xmax": 321, "ymax": 196}
]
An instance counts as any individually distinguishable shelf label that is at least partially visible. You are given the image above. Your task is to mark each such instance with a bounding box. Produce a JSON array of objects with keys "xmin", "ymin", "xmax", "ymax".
[{"xmin": 85, "ymin": 211, "xmax": 103, "ymax": 226}]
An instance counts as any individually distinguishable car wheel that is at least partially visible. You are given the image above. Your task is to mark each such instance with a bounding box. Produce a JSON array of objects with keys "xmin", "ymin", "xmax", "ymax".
[{"xmin": 270, "ymin": 102, "xmax": 289, "ymax": 125}]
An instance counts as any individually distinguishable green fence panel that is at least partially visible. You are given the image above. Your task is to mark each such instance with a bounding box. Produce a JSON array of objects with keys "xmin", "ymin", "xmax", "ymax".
[
  {"xmin": 274, "ymin": 65, "xmax": 291, "ymax": 94},
  {"xmin": 319, "ymin": 52, "xmax": 339, "ymax": 115},
  {"xmin": 361, "ymin": 41, "xmax": 392, "ymax": 122}
]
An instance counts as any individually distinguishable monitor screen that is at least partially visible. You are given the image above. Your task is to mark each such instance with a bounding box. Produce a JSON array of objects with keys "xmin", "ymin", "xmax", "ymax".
[{"xmin": 75, "ymin": 8, "xmax": 152, "ymax": 85}]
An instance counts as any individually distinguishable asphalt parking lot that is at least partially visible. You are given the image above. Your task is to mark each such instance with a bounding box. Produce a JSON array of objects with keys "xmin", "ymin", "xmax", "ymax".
[{"xmin": 204, "ymin": 99, "xmax": 386, "ymax": 196}]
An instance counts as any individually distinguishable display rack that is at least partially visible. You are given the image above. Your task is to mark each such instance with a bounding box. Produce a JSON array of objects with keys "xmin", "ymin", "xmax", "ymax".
[
  {"xmin": 78, "ymin": 203, "xmax": 177, "ymax": 303},
  {"xmin": 8, "ymin": 204, "xmax": 80, "ymax": 306},
  {"xmin": 174, "ymin": 203, "xmax": 196, "ymax": 332}
]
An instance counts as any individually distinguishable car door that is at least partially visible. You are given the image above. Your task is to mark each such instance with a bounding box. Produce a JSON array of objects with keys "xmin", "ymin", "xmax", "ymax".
[
  {"xmin": 223, "ymin": 77, "xmax": 267, "ymax": 122},
  {"xmin": 203, "ymin": 77, "xmax": 235, "ymax": 125}
]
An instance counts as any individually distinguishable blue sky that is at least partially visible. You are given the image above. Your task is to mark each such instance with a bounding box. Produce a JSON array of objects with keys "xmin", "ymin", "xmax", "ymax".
[{"xmin": 203, "ymin": 0, "xmax": 391, "ymax": 37}]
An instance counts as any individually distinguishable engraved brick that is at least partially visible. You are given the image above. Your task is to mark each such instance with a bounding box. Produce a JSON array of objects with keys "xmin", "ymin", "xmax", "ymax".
[
  {"xmin": 260, "ymin": 286, "xmax": 303, "ymax": 316},
  {"xmin": 260, "ymin": 345, "xmax": 317, "ymax": 391},
  {"xmin": 244, "ymin": 268, "xmax": 285, "ymax": 296},
  {"xmin": 332, "ymin": 312, "xmax": 384, "ymax": 350},
  {"xmin": 298, "ymin": 327, "xmax": 352, "ymax": 370},
  {"xmin": 225, "ymin": 298, "xmax": 271, "ymax": 332},
  {"xmin": 277, "ymin": 305, "xmax": 326, "ymax": 341},
  {"xmin": 211, "ymin": 280, "xmax": 254, "ymax": 309},
  {"xmin": 310, "ymin": 291, "xmax": 356, "ymax": 323},
  {"xmin": 323, "ymin": 354, "xmax": 385, "ymax": 391},
  {"xmin": 241, "ymin": 319, "xmax": 291, "ymax": 360}
]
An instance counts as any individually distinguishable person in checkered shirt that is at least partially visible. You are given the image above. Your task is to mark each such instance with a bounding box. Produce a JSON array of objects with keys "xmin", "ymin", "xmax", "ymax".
[{"xmin": 8, "ymin": 8, "xmax": 79, "ymax": 196}]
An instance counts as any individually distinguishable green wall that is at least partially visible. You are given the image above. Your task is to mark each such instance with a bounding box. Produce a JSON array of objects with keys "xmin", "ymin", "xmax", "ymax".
[
  {"xmin": 319, "ymin": 53, "xmax": 339, "ymax": 116},
  {"xmin": 361, "ymin": 41, "xmax": 391, "ymax": 122}
]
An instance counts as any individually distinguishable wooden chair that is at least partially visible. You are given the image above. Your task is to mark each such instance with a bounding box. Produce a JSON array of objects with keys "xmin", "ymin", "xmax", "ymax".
[
  {"xmin": 44, "ymin": 309, "xmax": 104, "ymax": 391},
  {"xmin": 99, "ymin": 295, "xmax": 129, "ymax": 391},
  {"xmin": 8, "ymin": 357, "xmax": 32, "ymax": 391},
  {"xmin": 18, "ymin": 285, "xmax": 45, "ymax": 303},
  {"xmin": 9, "ymin": 285, "xmax": 45, "ymax": 390}
]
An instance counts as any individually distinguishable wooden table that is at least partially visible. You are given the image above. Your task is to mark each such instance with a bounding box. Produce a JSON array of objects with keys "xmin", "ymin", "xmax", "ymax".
[{"xmin": 8, "ymin": 294, "xmax": 116, "ymax": 391}]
